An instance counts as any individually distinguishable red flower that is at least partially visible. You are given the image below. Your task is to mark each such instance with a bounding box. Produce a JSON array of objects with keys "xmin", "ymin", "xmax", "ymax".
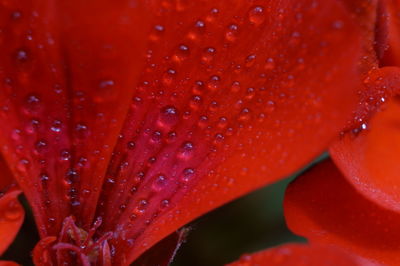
[
  {"xmin": 282, "ymin": 1, "xmax": 400, "ymax": 264},
  {"xmin": 0, "ymin": 0, "xmax": 394, "ymax": 265}
]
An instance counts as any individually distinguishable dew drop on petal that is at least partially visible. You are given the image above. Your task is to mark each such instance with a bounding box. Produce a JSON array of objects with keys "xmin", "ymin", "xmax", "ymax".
[{"xmin": 248, "ymin": 6, "xmax": 265, "ymax": 25}]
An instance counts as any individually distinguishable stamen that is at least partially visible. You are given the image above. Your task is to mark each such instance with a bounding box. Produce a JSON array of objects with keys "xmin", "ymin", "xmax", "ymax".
[{"xmin": 52, "ymin": 216, "xmax": 112, "ymax": 265}]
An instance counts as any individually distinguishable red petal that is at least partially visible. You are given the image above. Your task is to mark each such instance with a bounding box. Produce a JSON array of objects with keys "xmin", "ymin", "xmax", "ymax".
[
  {"xmin": 227, "ymin": 243, "xmax": 370, "ymax": 266},
  {"xmin": 0, "ymin": 189, "xmax": 24, "ymax": 256},
  {"xmin": 330, "ymin": 67, "xmax": 400, "ymax": 212},
  {"xmin": 0, "ymin": 155, "xmax": 23, "ymax": 256},
  {"xmin": 376, "ymin": 0, "xmax": 400, "ymax": 66},
  {"xmin": 0, "ymin": 262, "xmax": 19, "ymax": 266},
  {"xmin": 0, "ymin": 1, "xmax": 149, "ymax": 237},
  {"xmin": 285, "ymin": 159, "xmax": 400, "ymax": 264},
  {"xmin": 92, "ymin": 0, "xmax": 366, "ymax": 263}
]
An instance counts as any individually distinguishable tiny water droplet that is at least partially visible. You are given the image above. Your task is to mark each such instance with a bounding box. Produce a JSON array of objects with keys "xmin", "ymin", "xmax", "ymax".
[
  {"xmin": 15, "ymin": 49, "xmax": 28, "ymax": 62},
  {"xmin": 127, "ymin": 141, "xmax": 135, "ymax": 150},
  {"xmin": 173, "ymin": 44, "xmax": 190, "ymax": 62},
  {"xmin": 225, "ymin": 24, "xmax": 239, "ymax": 42},
  {"xmin": 201, "ymin": 47, "xmax": 216, "ymax": 64},
  {"xmin": 152, "ymin": 174, "xmax": 168, "ymax": 191},
  {"xmin": 178, "ymin": 141, "xmax": 194, "ymax": 159},
  {"xmin": 207, "ymin": 75, "xmax": 220, "ymax": 91},
  {"xmin": 181, "ymin": 168, "xmax": 195, "ymax": 183},
  {"xmin": 159, "ymin": 105, "xmax": 179, "ymax": 127},
  {"xmin": 248, "ymin": 6, "xmax": 265, "ymax": 25}
]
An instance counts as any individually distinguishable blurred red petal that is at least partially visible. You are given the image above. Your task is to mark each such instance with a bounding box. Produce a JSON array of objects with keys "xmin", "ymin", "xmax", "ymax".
[
  {"xmin": 0, "ymin": 0, "xmax": 149, "ymax": 237},
  {"xmin": 91, "ymin": 0, "xmax": 366, "ymax": 263},
  {"xmin": 341, "ymin": 0, "xmax": 379, "ymax": 72},
  {"xmin": 285, "ymin": 159, "xmax": 400, "ymax": 264},
  {"xmin": 228, "ymin": 243, "xmax": 371, "ymax": 266},
  {"xmin": 0, "ymin": 155, "xmax": 23, "ymax": 256},
  {"xmin": 32, "ymin": 236, "xmax": 57, "ymax": 266},
  {"xmin": 376, "ymin": 0, "xmax": 400, "ymax": 66},
  {"xmin": 330, "ymin": 67, "xmax": 400, "ymax": 212},
  {"xmin": 0, "ymin": 189, "xmax": 24, "ymax": 256},
  {"xmin": 0, "ymin": 262, "xmax": 19, "ymax": 266}
]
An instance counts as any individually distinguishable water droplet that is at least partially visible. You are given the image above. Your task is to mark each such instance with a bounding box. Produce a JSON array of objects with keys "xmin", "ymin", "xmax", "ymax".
[
  {"xmin": 248, "ymin": 6, "xmax": 265, "ymax": 25},
  {"xmin": 173, "ymin": 44, "xmax": 190, "ymax": 62},
  {"xmin": 265, "ymin": 100, "xmax": 276, "ymax": 113},
  {"xmin": 25, "ymin": 94, "xmax": 41, "ymax": 112},
  {"xmin": 197, "ymin": 115, "xmax": 209, "ymax": 128},
  {"xmin": 99, "ymin": 79, "xmax": 115, "ymax": 89},
  {"xmin": 40, "ymin": 173, "xmax": 49, "ymax": 183},
  {"xmin": 230, "ymin": 81, "xmax": 241, "ymax": 93},
  {"xmin": 35, "ymin": 139, "xmax": 47, "ymax": 152},
  {"xmin": 152, "ymin": 174, "xmax": 168, "ymax": 191},
  {"xmin": 159, "ymin": 105, "xmax": 179, "ymax": 127},
  {"xmin": 15, "ymin": 49, "xmax": 28, "ymax": 62},
  {"xmin": 225, "ymin": 24, "xmax": 239, "ymax": 42},
  {"xmin": 75, "ymin": 123, "xmax": 89, "ymax": 138},
  {"xmin": 207, "ymin": 75, "xmax": 220, "ymax": 91},
  {"xmin": 135, "ymin": 199, "xmax": 148, "ymax": 214},
  {"xmin": 214, "ymin": 133, "xmax": 225, "ymax": 143},
  {"xmin": 178, "ymin": 141, "xmax": 194, "ymax": 159},
  {"xmin": 127, "ymin": 141, "xmax": 135, "ymax": 150},
  {"xmin": 167, "ymin": 131, "xmax": 177, "ymax": 142},
  {"xmin": 160, "ymin": 199, "xmax": 170, "ymax": 208},
  {"xmin": 162, "ymin": 69, "xmax": 176, "ymax": 86},
  {"xmin": 60, "ymin": 149, "xmax": 71, "ymax": 161},
  {"xmin": 208, "ymin": 101, "xmax": 219, "ymax": 112},
  {"xmin": 65, "ymin": 168, "xmax": 79, "ymax": 183},
  {"xmin": 51, "ymin": 120, "xmax": 62, "ymax": 133},
  {"xmin": 217, "ymin": 117, "xmax": 228, "ymax": 128},
  {"xmin": 189, "ymin": 95, "xmax": 202, "ymax": 110},
  {"xmin": 264, "ymin": 58, "xmax": 275, "ymax": 70},
  {"xmin": 206, "ymin": 8, "xmax": 219, "ymax": 22},
  {"xmin": 149, "ymin": 24, "xmax": 165, "ymax": 41},
  {"xmin": 245, "ymin": 87, "xmax": 255, "ymax": 100},
  {"xmin": 181, "ymin": 168, "xmax": 195, "ymax": 183},
  {"xmin": 245, "ymin": 54, "xmax": 256, "ymax": 67},
  {"xmin": 77, "ymin": 157, "xmax": 88, "ymax": 168},
  {"xmin": 201, "ymin": 47, "xmax": 216, "ymax": 64},
  {"xmin": 17, "ymin": 158, "xmax": 30, "ymax": 172},
  {"xmin": 192, "ymin": 80, "xmax": 204, "ymax": 94},
  {"xmin": 239, "ymin": 108, "xmax": 251, "ymax": 121}
]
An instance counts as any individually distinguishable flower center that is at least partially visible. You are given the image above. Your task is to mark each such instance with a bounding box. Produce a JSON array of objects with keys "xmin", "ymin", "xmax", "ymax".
[{"xmin": 52, "ymin": 216, "xmax": 112, "ymax": 266}]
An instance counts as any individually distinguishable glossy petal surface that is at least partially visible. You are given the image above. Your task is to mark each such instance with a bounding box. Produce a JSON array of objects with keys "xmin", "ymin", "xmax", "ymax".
[
  {"xmin": 0, "ymin": 0, "xmax": 149, "ymax": 239},
  {"xmin": 285, "ymin": 159, "xmax": 400, "ymax": 264},
  {"xmin": 330, "ymin": 67, "xmax": 400, "ymax": 212},
  {"xmin": 228, "ymin": 243, "xmax": 370, "ymax": 266},
  {"xmin": 92, "ymin": 0, "xmax": 365, "ymax": 263}
]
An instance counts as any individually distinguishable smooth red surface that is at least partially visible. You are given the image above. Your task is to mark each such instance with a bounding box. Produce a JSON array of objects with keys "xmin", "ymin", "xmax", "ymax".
[
  {"xmin": 376, "ymin": 0, "xmax": 400, "ymax": 66},
  {"xmin": 0, "ymin": 0, "xmax": 369, "ymax": 265},
  {"xmin": 330, "ymin": 67, "xmax": 400, "ymax": 212},
  {"xmin": 228, "ymin": 243, "xmax": 371, "ymax": 266},
  {"xmin": 285, "ymin": 159, "xmax": 400, "ymax": 264}
]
